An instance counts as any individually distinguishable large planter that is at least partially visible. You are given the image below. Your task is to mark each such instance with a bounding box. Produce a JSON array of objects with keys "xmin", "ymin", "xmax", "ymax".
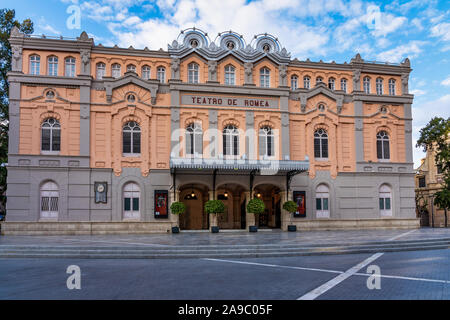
[
  {"xmin": 287, "ymin": 225, "xmax": 297, "ymax": 232},
  {"xmin": 211, "ymin": 226, "xmax": 220, "ymax": 233},
  {"xmin": 171, "ymin": 226, "xmax": 180, "ymax": 234},
  {"xmin": 249, "ymin": 225, "xmax": 258, "ymax": 232}
]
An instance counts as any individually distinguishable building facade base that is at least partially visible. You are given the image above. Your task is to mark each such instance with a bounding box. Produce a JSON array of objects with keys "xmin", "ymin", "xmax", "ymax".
[
  {"xmin": 0, "ymin": 221, "xmax": 175, "ymax": 235},
  {"xmin": 283, "ymin": 218, "xmax": 420, "ymax": 231}
]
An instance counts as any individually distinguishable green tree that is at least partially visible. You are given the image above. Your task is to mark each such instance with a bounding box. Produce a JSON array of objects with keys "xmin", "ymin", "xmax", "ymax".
[
  {"xmin": 417, "ymin": 116, "xmax": 450, "ymax": 227},
  {"xmin": 0, "ymin": 9, "xmax": 33, "ymax": 210}
]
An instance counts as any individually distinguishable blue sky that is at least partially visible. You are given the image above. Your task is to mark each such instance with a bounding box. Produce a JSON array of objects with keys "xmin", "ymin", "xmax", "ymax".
[{"xmin": 3, "ymin": 0, "xmax": 450, "ymax": 167}]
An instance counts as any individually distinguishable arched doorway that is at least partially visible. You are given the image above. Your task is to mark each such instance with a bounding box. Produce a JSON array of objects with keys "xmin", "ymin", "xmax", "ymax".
[
  {"xmin": 179, "ymin": 184, "xmax": 209, "ymax": 230},
  {"xmin": 253, "ymin": 184, "xmax": 281, "ymax": 228},
  {"xmin": 216, "ymin": 183, "xmax": 247, "ymax": 229}
]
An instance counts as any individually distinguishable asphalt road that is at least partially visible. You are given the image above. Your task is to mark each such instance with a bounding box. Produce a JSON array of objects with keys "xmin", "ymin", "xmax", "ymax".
[{"xmin": 1, "ymin": 248, "xmax": 449, "ymax": 300}]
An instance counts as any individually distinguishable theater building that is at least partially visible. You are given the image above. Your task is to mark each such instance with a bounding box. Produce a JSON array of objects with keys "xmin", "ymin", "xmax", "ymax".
[{"xmin": 2, "ymin": 27, "xmax": 419, "ymax": 234}]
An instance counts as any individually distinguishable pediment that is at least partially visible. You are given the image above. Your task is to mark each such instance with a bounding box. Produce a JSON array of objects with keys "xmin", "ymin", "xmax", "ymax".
[
  {"xmin": 103, "ymin": 72, "xmax": 159, "ymax": 104},
  {"xmin": 297, "ymin": 83, "xmax": 344, "ymax": 113}
]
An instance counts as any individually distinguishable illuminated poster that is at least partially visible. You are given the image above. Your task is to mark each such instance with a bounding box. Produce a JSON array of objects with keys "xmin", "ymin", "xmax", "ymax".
[
  {"xmin": 293, "ymin": 191, "xmax": 306, "ymax": 218},
  {"xmin": 154, "ymin": 190, "xmax": 168, "ymax": 219}
]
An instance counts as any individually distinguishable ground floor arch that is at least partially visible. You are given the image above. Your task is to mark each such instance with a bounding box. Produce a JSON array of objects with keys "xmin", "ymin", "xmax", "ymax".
[{"xmin": 253, "ymin": 184, "xmax": 282, "ymax": 228}]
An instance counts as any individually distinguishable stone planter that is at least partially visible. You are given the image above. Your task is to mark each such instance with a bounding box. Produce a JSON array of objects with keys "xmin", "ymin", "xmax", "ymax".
[
  {"xmin": 249, "ymin": 225, "xmax": 258, "ymax": 232},
  {"xmin": 287, "ymin": 225, "xmax": 297, "ymax": 232},
  {"xmin": 211, "ymin": 226, "xmax": 220, "ymax": 233},
  {"xmin": 171, "ymin": 226, "xmax": 180, "ymax": 233}
]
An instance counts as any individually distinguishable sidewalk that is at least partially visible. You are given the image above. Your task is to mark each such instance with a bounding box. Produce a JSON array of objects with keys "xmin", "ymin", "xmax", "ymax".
[{"xmin": 1, "ymin": 227, "xmax": 449, "ymax": 248}]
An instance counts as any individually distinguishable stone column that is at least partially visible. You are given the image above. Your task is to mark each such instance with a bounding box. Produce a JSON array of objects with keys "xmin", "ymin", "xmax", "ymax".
[
  {"xmin": 354, "ymin": 100, "xmax": 364, "ymax": 164},
  {"xmin": 244, "ymin": 191, "xmax": 255, "ymax": 229}
]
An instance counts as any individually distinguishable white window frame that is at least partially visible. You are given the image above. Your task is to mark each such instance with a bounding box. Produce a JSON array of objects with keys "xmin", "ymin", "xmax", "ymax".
[
  {"xmin": 122, "ymin": 121, "xmax": 141, "ymax": 157},
  {"xmin": 223, "ymin": 125, "xmax": 239, "ymax": 157},
  {"xmin": 123, "ymin": 183, "xmax": 140, "ymax": 220},
  {"xmin": 186, "ymin": 123, "xmax": 203, "ymax": 157},
  {"xmin": 224, "ymin": 65, "xmax": 235, "ymax": 85},
  {"xmin": 260, "ymin": 68, "xmax": 270, "ymax": 88},
  {"xmin": 30, "ymin": 55, "xmax": 40, "ymax": 75},
  {"xmin": 96, "ymin": 63, "xmax": 106, "ymax": 79},
  {"xmin": 341, "ymin": 78, "xmax": 347, "ymax": 92},
  {"xmin": 41, "ymin": 118, "xmax": 61, "ymax": 154},
  {"xmin": 127, "ymin": 64, "xmax": 136, "ymax": 73},
  {"xmin": 316, "ymin": 77, "xmax": 323, "ymax": 85},
  {"xmin": 303, "ymin": 76, "xmax": 310, "ymax": 89},
  {"xmin": 188, "ymin": 63, "xmax": 199, "ymax": 84},
  {"xmin": 376, "ymin": 131, "xmax": 390, "ymax": 161},
  {"xmin": 291, "ymin": 75, "xmax": 298, "ymax": 90},
  {"xmin": 259, "ymin": 126, "xmax": 274, "ymax": 158},
  {"xmin": 363, "ymin": 77, "xmax": 371, "ymax": 94},
  {"xmin": 328, "ymin": 78, "xmax": 335, "ymax": 90},
  {"xmin": 315, "ymin": 184, "xmax": 330, "ymax": 218},
  {"xmin": 314, "ymin": 129, "xmax": 328, "ymax": 160},
  {"xmin": 40, "ymin": 181, "xmax": 59, "ymax": 220},
  {"xmin": 388, "ymin": 79, "xmax": 396, "ymax": 96},
  {"xmin": 65, "ymin": 57, "xmax": 76, "ymax": 77},
  {"xmin": 47, "ymin": 56, "xmax": 58, "ymax": 76},
  {"xmin": 112, "ymin": 63, "xmax": 121, "ymax": 78},
  {"xmin": 379, "ymin": 184, "xmax": 392, "ymax": 216},
  {"xmin": 376, "ymin": 78, "xmax": 383, "ymax": 95},
  {"xmin": 157, "ymin": 67, "xmax": 166, "ymax": 83},
  {"xmin": 142, "ymin": 65, "xmax": 151, "ymax": 80}
]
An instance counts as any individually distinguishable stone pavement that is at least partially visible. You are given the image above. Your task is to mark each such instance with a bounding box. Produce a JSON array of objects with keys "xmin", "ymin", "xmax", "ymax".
[{"xmin": 0, "ymin": 227, "xmax": 449, "ymax": 248}]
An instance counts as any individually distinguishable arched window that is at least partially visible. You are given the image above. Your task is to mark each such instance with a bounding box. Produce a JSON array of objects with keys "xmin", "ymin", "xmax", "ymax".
[
  {"xmin": 379, "ymin": 184, "xmax": 392, "ymax": 216},
  {"xmin": 123, "ymin": 182, "xmax": 140, "ymax": 219},
  {"xmin": 224, "ymin": 65, "xmax": 235, "ymax": 85},
  {"xmin": 315, "ymin": 184, "xmax": 330, "ymax": 218},
  {"xmin": 328, "ymin": 77, "xmax": 335, "ymax": 90},
  {"xmin": 186, "ymin": 123, "xmax": 203, "ymax": 156},
  {"xmin": 291, "ymin": 75, "xmax": 298, "ymax": 90},
  {"xmin": 96, "ymin": 62, "xmax": 106, "ymax": 79},
  {"xmin": 47, "ymin": 56, "xmax": 58, "ymax": 76},
  {"xmin": 314, "ymin": 129, "xmax": 328, "ymax": 159},
  {"xmin": 127, "ymin": 64, "xmax": 136, "ymax": 73},
  {"xmin": 41, "ymin": 118, "xmax": 61, "ymax": 153},
  {"xmin": 157, "ymin": 66, "xmax": 165, "ymax": 83},
  {"xmin": 142, "ymin": 65, "xmax": 151, "ymax": 80},
  {"xmin": 340, "ymin": 78, "xmax": 347, "ymax": 93},
  {"xmin": 388, "ymin": 79, "xmax": 396, "ymax": 95},
  {"xmin": 376, "ymin": 78, "xmax": 383, "ymax": 95},
  {"xmin": 188, "ymin": 63, "xmax": 199, "ymax": 84},
  {"xmin": 260, "ymin": 67, "xmax": 270, "ymax": 88},
  {"xmin": 40, "ymin": 181, "xmax": 59, "ymax": 219},
  {"xmin": 122, "ymin": 121, "xmax": 141, "ymax": 156},
  {"xmin": 223, "ymin": 125, "xmax": 239, "ymax": 156},
  {"xmin": 29, "ymin": 55, "xmax": 40, "ymax": 75},
  {"xmin": 111, "ymin": 63, "xmax": 121, "ymax": 78},
  {"xmin": 259, "ymin": 126, "xmax": 274, "ymax": 158},
  {"xmin": 65, "ymin": 57, "xmax": 76, "ymax": 77},
  {"xmin": 363, "ymin": 77, "xmax": 371, "ymax": 94},
  {"xmin": 316, "ymin": 76, "xmax": 323, "ymax": 85},
  {"xmin": 303, "ymin": 76, "xmax": 311, "ymax": 89},
  {"xmin": 376, "ymin": 131, "xmax": 390, "ymax": 161}
]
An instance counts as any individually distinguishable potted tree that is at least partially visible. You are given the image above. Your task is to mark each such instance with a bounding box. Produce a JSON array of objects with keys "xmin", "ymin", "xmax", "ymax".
[
  {"xmin": 169, "ymin": 201, "xmax": 186, "ymax": 233},
  {"xmin": 204, "ymin": 199, "xmax": 225, "ymax": 233},
  {"xmin": 247, "ymin": 198, "xmax": 265, "ymax": 232},
  {"xmin": 283, "ymin": 201, "xmax": 298, "ymax": 232}
]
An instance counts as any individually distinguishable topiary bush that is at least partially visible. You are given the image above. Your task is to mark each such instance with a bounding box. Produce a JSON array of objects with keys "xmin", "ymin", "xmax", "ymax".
[
  {"xmin": 247, "ymin": 198, "xmax": 265, "ymax": 215},
  {"xmin": 282, "ymin": 201, "xmax": 298, "ymax": 214},
  {"xmin": 204, "ymin": 200, "xmax": 225, "ymax": 215},
  {"xmin": 170, "ymin": 201, "xmax": 186, "ymax": 215}
]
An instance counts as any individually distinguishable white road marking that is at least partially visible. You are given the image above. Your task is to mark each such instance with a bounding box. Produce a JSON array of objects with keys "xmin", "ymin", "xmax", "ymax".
[
  {"xmin": 203, "ymin": 258, "xmax": 343, "ymax": 275},
  {"xmin": 387, "ymin": 229, "xmax": 417, "ymax": 241},
  {"xmin": 297, "ymin": 252, "xmax": 384, "ymax": 300},
  {"xmin": 354, "ymin": 272, "xmax": 450, "ymax": 284},
  {"xmin": 54, "ymin": 238, "xmax": 169, "ymax": 247}
]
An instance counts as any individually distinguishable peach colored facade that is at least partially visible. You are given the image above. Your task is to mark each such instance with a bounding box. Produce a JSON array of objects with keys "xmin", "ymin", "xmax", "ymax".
[{"xmin": 3, "ymin": 27, "xmax": 419, "ymax": 235}]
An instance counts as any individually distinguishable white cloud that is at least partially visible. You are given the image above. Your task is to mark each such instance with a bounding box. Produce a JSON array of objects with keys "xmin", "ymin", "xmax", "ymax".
[
  {"xmin": 441, "ymin": 76, "xmax": 450, "ymax": 86},
  {"xmin": 431, "ymin": 22, "xmax": 450, "ymax": 41},
  {"xmin": 376, "ymin": 40, "xmax": 426, "ymax": 62},
  {"xmin": 410, "ymin": 89, "xmax": 426, "ymax": 96}
]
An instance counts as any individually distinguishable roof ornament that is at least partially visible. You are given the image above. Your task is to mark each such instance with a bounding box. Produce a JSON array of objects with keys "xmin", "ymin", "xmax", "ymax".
[
  {"xmin": 77, "ymin": 31, "xmax": 90, "ymax": 41},
  {"xmin": 10, "ymin": 26, "xmax": 23, "ymax": 37}
]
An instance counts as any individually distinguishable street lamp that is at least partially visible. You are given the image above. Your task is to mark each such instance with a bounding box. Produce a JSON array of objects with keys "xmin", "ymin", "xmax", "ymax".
[{"xmin": 429, "ymin": 194, "xmax": 435, "ymax": 228}]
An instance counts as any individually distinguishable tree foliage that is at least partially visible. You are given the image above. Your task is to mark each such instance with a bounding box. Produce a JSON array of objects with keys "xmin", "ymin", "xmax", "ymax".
[
  {"xmin": 204, "ymin": 200, "xmax": 225, "ymax": 215},
  {"xmin": 170, "ymin": 201, "xmax": 186, "ymax": 215},
  {"xmin": 417, "ymin": 116, "xmax": 450, "ymax": 226},
  {"xmin": 0, "ymin": 9, "xmax": 33, "ymax": 209},
  {"xmin": 246, "ymin": 198, "xmax": 265, "ymax": 215},
  {"xmin": 282, "ymin": 201, "xmax": 298, "ymax": 213}
]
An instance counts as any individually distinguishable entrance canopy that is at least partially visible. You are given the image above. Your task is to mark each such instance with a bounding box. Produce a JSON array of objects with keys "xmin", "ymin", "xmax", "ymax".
[{"xmin": 170, "ymin": 157, "xmax": 309, "ymax": 172}]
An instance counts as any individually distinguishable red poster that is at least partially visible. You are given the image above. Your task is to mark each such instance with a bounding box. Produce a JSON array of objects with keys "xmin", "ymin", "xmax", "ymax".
[
  {"xmin": 293, "ymin": 191, "xmax": 306, "ymax": 218},
  {"xmin": 154, "ymin": 190, "xmax": 168, "ymax": 219}
]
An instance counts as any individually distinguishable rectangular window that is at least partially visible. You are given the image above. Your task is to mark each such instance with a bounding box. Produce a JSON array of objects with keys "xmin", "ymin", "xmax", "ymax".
[
  {"xmin": 124, "ymin": 198, "xmax": 131, "ymax": 211},
  {"xmin": 52, "ymin": 130, "xmax": 61, "ymax": 151},
  {"xmin": 322, "ymin": 139, "xmax": 328, "ymax": 158},
  {"xmin": 385, "ymin": 198, "xmax": 391, "ymax": 210},
  {"xmin": 233, "ymin": 135, "xmax": 238, "ymax": 155},
  {"xmin": 316, "ymin": 198, "xmax": 322, "ymax": 210},
  {"xmin": 379, "ymin": 198, "xmax": 384, "ymax": 210},
  {"xmin": 123, "ymin": 132, "xmax": 131, "ymax": 154},
  {"xmin": 418, "ymin": 177, "xmax": 426, "ymax": 188},
  {"xmin": 383, "ymin": 140, "xmax": 390, "ymax": 159},
  {"xmin": 377, "ymin": 140, "xmax": 383, "ymax": 159},
  {"xmin": 132, "ymin": 198, "xmax": 139, "ymax": 211},
  {"xmin": 132, "ymin": 132, "xmax": 141, "ymax": 154},
  {"xmin": 314, "ymin": 138, "xmax": 321, "ymax": 158},
  {"xmin": 42, "ymin": 129, "xmax": 50, "ymax": 151},
  {"xmin": 323, "ymin": 198, "xmax": 328, "ymax": 210}
]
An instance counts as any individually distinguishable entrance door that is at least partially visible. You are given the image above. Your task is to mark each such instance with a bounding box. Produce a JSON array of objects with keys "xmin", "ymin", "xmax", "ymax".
[
  {"xmin": 180, "ymin": 189, "xmax": 204, "ymax": 230},
  {"xmin": 240, "ymin": 199, "xmax": 246, "ymax": 229}
]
